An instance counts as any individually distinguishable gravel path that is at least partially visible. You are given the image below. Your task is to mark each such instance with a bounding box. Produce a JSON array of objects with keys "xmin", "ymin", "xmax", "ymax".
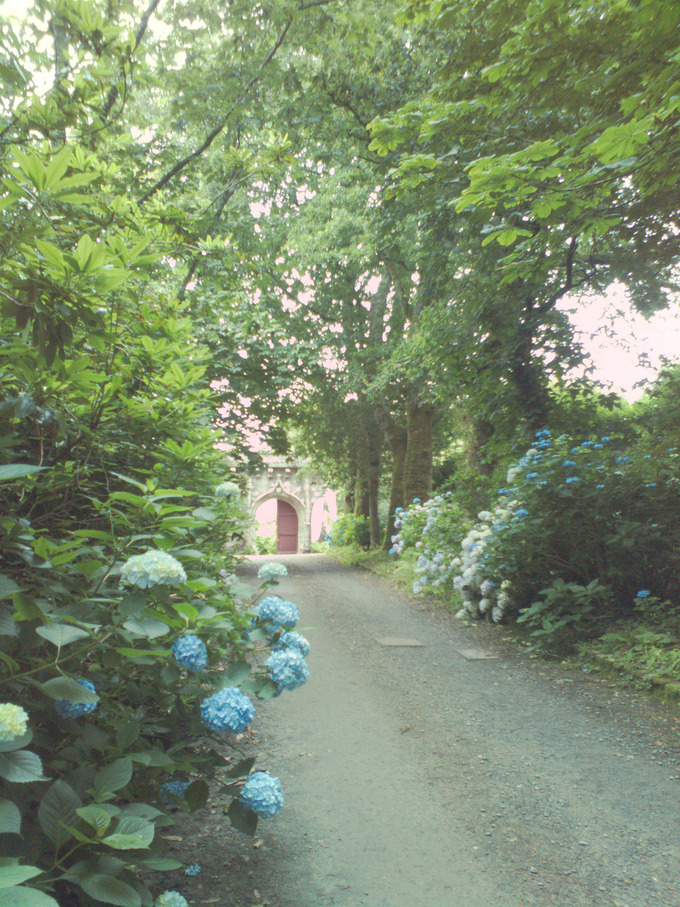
[{"xmin": 210, "ymin": 555, "xmax": 680, "ymax": 907}]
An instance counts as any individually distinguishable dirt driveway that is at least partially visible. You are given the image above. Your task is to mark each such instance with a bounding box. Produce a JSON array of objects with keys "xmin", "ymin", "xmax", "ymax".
[{"xmin": 179, "ymin": 554, "xmax": 680, "ymax": 907}]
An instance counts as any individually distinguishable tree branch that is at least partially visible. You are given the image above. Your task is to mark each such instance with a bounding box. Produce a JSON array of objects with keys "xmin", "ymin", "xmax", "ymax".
[
  {"xmin": 138, "ymin": 16, "xmax": 294, "ymax": 205},
  {"xmin": 101, "ymin": 0, "xmax": 162, "ymax": 121},
  {"xmin": 535, "ymin": 235, "xmax": 578, "ymax": 315}
]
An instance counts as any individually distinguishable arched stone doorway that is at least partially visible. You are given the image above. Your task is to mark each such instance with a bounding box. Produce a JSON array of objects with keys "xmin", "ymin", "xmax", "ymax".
[
  {"xmin": 247, "ymin": 457, "xmax": 337, "ymax": 554},
  {"xmin": 253, "ymin": 488, "xmax": 306, "ymax": 554}
]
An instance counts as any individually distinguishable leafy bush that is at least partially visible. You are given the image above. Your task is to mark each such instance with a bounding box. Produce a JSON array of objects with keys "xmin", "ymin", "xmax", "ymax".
[
  {"xmin": 0, "ymin": 466, "xmax": 309, "ymax": 905},
  {"xmin": 253, "ymin": 534, "xmax": 277, "ymax": 555},
  {"xmin": 328, "ymin": 513, "xmax": 370, "ymax": 549},
  {"xmin": 0, "ymin": 122, "xmax": 307, "ymax": 905},
  {"xmin": 390, "ymin": 430, "xmax": 680, "ymax": 643},
  {"xmin": 450, "ymin": 430, "xmax": 680, "ymax": 626}
]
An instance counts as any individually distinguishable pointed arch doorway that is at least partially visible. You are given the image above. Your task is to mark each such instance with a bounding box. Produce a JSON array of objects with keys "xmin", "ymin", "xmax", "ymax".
[{"xmin": 276, "ymin": 499, "xmax": 299, "ymax": 554}]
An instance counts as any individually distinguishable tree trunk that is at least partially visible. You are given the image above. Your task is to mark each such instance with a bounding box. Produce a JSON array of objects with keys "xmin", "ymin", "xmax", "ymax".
[
  {"xmin": 354, "ymin": 432, "xmax": 370, "ymax": 521},
  {"xmin": 345, "ymin": 451, "xmax": 357, "ymax": 513},
  {"xmin": 366, "ymin": 419, "xmax": 382, "ymax": 547},
  {"xmin": 509, "ymin": 319, "xmax": 551, "ymax": 430},
  {"xmin": 467, "ymin": 417, "xmax": 495, "ymax": 476},
  {"xmin": 403, "ymin": 390, "xmax": 433, "ymax": 505},
  {"xmin": 383, "ymin": 419, "xmax": 407, "ymax": 549}
]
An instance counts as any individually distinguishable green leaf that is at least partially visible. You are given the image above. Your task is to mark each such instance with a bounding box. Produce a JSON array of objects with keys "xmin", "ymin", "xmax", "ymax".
[
  {"xmin": 225, "ymin": 756, "xmax": 257, "ymax": 779},
  {"xmin": 44, "ymin": 146, "xmax": 71, "ymax": 189},
  {"xmin": 0, "ymin": 750, "xmax": 48, "ymax": 783},
  {"xmin": 114, "ymin": 647, "xmax": 168, "ymax": 661},
  {"xmin": 35, "ymin": 624, "xmax": 90, "ymax": 647},
  {"xmin": 0, "ymin": 865, "xmax": 42, "ymax": 891},
  {"xmin": 122, "ymin": 618, "xmax": 171, "ymax": 639},
  {"xmin": 1, "ymin": 887, "xmax": 59, "ymax": 906},
  {"xmin": 0, "ymin": 575, "xmax": 19, "ymax": 600},
  {"xmin": 0, "ymin": 731, "xmax": 32, "ymax": 754},
  {"xmin": 115, "ymin": 720, "xmax": 140, "ymax": 750},
  {"xmin": 133, "ymin": 857, "xmax": 182, "ymax": 871},
  {"xmin": 101, "ymin": 816, "xmax": 155, "ymax": 850},
  {"xmin": 12, "ymin": 595, "xmax": 43, "ymax": 621},
  {"xmin": 184, "ymin": 779, "xmax": 210, "ymax": 812},
  {"xmin": 38, "ymin": 780, "xmax": 81, "ymax": 848},
  {"xmin": 0, "ymin": 799, "xmax": 21, "ymax": 834},
  {"xmin": 95, "ymin": 758, "xmax": 133, "ymax": 796},
  {"xmin": 118, "ymin": 593, "xmax": 147, "ymax": 618},
  {"xmin": 76, "ymin": 805, "xmax": 113, "ymax": 836},
  {"xmin": 0, "ymin": 465, "xmax": 44, "ymax": 481},
  {"xmin": 227, "ymin": 799, "xmax": 258, "ymax": 836},
  {"xmin": 78, "ymin": 873, "xmax": 142, "ymax": 907},
  {"xmin": 0, "ymin": 605, "xmax": 18, "ymax": 636},
  {"xmin": 222, "ymin": 660, "xmax": 251, "ymax": 684},
  {"xmin": 40, "ymin": 677, "xmax": 99, "ymax": 704}
]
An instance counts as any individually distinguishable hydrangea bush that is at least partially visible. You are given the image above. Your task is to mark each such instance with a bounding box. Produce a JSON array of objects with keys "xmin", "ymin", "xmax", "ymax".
[
  {"xmin": 388, "ymin": 494, "xmax": 471, "ymax": 594},
  {"xmin": 391, "ymin": 430, "xmax": 680, "ymax": 641},
  {"xmin": 0, "ymin": 472, "xmax": 310, "ymax": 904},
  {"xmin": 328, "ymin": 512, "xmax": 370, "ymax": 549}
]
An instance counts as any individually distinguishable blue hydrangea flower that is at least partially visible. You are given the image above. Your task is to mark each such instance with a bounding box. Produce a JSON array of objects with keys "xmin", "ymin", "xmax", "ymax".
[
  {"xmin": 172, "ymin": 636, "xmax": 208, "ymax": 672},
  {"xmin": 0, "ymin": 703, "xmax": 28, "ymax": 742},
  {"xmin": 526, "ymin": 472, "xmax": 538, "ymax": 479},
  {"xmin": 120, "ymin": 550, "xmax": 186, "ymax": 588},
  {"xmin": 161, "ymin": 780, "xmax": 191, "ymax": 802},
  {"xmin": 514, "ymin": 508, "xmax": 528, "ymax": 517},
  {"xmin": 616, "ymin": 456, "xmax": 631, "ymax": 463},
  {"xmin": 412, "ymin": 498, "xmax": 421, "ymax": 503},
  {"xmin": 412, "ymin": 581, "xmax": 423, "ymax": 594},
  {"xmin": 257, "ymin": 562, "xmax": 288, "ymax": 582},
  {"xmin": 184, "ymin": 864, "xmax": 201, "ymax": 876},
  {"xmin": 239, "ymin": 771, "xmax": 284, "ymax": 818},
  {"xmin": 645, "ymin": 482, "xmax": 657, "ymax": 487},
  {"xmin": 201, "ymin": 687, "xmax": 255, "ymax": 733},
  {"xmin": 562, "ymin": 460, "xmax": 576, "ymax": 467},
  {"xmin": 635, "ymin": 589, "xmax": 651, "ymax": 599},
  {"xmin": 55, "ymin": 679, "xmax": 98, "ymax": 718},
  {"xmin": 565, "ymin": 477, "xmax": 580, "ymax": 484},
  {"xmin": 276, "ymin": 630, "xmax": 311, "ymax": 657},
  {"xmin": 254, "ymin": 596, "xmax": 299, "ymax": 629},
  {"xmin": 266, "ymin": 649, "xmax": 310, "ymax": 692},
  {"xmin": 155, "ymin": 892, "xmax": 189, "ymax": 907}
]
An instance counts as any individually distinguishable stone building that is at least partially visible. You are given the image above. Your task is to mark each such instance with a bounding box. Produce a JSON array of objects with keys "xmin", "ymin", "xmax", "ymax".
[{"xmin": 247, "ymin": 457, "xmax": 336, "ymax": 554}]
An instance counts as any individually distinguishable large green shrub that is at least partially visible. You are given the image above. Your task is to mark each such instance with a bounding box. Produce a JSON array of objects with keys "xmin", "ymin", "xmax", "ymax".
[
  {"xmin": 0, "ymin": 56, "xmax": 304, "ymax": 903},
  {"xmin": 390, "ymin": 429, "xmax": 680, "ymax": 643}
]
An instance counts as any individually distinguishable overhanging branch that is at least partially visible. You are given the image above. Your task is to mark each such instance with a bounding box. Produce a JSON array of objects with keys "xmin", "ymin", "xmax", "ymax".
[{"xmin": 138, "ymin": 17, "xmax": 293, "ymax": 205}]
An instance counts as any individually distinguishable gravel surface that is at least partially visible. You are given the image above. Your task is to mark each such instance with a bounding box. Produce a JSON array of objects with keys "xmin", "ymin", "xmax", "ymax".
[{"xmin": 177, "ymin": 554, "xmax": 680, "ymax": 907}]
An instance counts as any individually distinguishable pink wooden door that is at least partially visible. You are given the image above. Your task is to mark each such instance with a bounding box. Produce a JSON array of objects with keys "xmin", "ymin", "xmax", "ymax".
[{"xmin": 276, "ymin": 500, "xmax": 298, "ymax": 553}]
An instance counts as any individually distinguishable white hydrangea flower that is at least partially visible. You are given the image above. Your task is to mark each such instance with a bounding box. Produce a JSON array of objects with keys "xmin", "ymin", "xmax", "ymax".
[
  {"xmin": 216, "ymin": 481, "xmax": 240, "ymax": 498},
  {"xmin": 0, "ymin": 703, "xmax": 28, "ymax": 742},
  {"xmin": 120, "ymin": 550, "xmax": 187, "ymax": 589}
]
